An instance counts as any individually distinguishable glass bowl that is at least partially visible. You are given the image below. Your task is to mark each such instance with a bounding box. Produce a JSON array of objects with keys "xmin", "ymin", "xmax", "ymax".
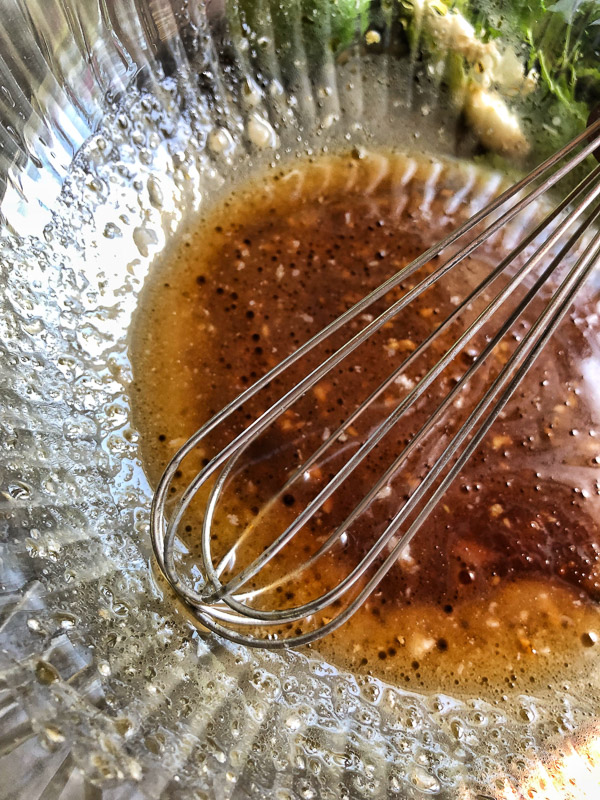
[{"xmin": 0, "ymin": 1, "xmax": 599, "ymax": 798}]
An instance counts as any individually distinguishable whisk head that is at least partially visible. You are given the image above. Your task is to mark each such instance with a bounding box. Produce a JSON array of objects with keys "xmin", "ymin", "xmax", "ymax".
[{"xmin": 151, "ymin": 119, "xmax": 600, "ymax": 648}]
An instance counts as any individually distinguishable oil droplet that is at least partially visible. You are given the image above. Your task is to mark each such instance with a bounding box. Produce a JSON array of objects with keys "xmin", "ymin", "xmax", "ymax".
[
  {"xmin": 44, "ymin": 726, "xmax": 65, "ymax": 744},
  {"xmin": 36, "ymin": 660, "xmax": 60, "ymax": 684},
  {"xmin": 208, "ymin": 127, "xmax": 235, "ymax": 155},
  {"xmin": 410, "ymin": 765, "xmax": 441, "ymax": 793},
  {"xmin": 103, "ymin": 222, "xmax": 122, "ymax": 239},
  {"xmin": 247, "ymin": 114, "xmax": 277, "ymax": 149},
  {"xmin": 133, "ymin": 226, "xmax": 158, "ymax": 258},
  {"xmin": 6, "ymin": 481, "xmax": 31, "ymax": 500},
  {"xmin": 147, "ymin": 176, "xmax": 163, "ymax": 209}
]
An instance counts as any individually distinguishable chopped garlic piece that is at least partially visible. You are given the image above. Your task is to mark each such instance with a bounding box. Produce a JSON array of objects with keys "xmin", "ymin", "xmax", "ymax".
[
  {"xmin": 427, "ymin": 9, "xmax": 496, "ymax": 70},
  {"xmin": 465, "ymin": 85, "xmax": 530, "ymax": 157},
  {"xmin": 411, "ymin": 1, "xmax": 537, "ymax": 154}
]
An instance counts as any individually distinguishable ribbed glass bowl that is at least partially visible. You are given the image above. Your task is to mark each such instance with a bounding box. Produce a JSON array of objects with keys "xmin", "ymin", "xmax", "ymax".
[{"xmin": 1, "ymin": 1, "xmax": 599, "ymax": 798}]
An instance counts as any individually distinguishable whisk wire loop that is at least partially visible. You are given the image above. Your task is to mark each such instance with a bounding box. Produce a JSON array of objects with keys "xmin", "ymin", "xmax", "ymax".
[
  {"xmin": 186, "ymin": 206, "xmax": 600, "ymax": 648},
  {"xmin": 151, "ymin": 122, "xmax": 600, "ymax": 647}
]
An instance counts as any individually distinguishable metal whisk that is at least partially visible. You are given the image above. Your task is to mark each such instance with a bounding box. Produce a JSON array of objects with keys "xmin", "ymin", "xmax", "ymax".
[{"xmin": 151, "ymin": 118, "xmax": 600, "ymax": 648}]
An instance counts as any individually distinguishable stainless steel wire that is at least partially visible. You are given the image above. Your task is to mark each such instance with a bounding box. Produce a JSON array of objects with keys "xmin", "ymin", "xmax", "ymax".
[{"xmin": 151, "ymin": 119, "xmax": 600, "ymax": 647}]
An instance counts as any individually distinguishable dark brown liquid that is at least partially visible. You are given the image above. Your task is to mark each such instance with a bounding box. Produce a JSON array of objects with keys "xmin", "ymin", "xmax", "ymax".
[{"xmin": 130, "ymin": 151, "xmax": 600, "ymax": 694}]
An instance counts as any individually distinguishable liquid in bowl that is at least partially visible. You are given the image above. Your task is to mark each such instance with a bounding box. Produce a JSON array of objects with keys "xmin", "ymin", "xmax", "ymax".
[{"xmin": 130, "ymin": 149, "xmax": 600, "ymax": 700}]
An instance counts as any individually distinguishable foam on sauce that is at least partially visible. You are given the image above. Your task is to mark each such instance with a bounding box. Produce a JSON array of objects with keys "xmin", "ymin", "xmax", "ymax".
[{"xmin": 130, "ymin": 150, "xmax": 600, "ymax": 697}]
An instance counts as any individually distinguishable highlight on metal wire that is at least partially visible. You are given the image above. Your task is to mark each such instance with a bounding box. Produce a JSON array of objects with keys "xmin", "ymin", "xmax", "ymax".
[{"xmin": 151, "ymin": 117, "xmax": 600, "ymax": 648}]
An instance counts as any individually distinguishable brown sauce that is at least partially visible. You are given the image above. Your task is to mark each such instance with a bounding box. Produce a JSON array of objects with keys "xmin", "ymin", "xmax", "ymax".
[{"xmin": 130, "ymin": 151, "xmax": 600, "ymax": 694}]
